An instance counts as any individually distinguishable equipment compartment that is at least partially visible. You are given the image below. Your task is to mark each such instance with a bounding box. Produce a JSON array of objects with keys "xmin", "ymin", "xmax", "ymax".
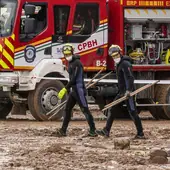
[{"xmin": 124, "ymin": 8, "xmax": 170, "ymax": 65}]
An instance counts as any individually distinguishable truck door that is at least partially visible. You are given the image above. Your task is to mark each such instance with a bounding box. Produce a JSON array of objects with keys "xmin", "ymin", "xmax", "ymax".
[
  {"xmin": 52, "ymin": 1, "xmax": 107, "ymax": 70},
  {"xmin": 14, "ymin": 2, "xmax": 52, "ymax": 69}
]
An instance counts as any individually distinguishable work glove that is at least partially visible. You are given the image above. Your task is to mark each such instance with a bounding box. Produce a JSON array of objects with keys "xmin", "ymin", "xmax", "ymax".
[
  {"xmin": 125, "ymin": 90, "xmax": 131, "ymax": 98},
  {"xmin": 57, "ymin": 88, "xmax": 67, "ymax": 100}
]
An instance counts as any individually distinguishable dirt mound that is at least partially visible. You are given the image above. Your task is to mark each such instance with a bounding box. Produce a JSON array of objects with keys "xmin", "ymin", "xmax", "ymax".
[{"xmin": 41, "ymin": 144, "xmax": 73, "ymax": 154}]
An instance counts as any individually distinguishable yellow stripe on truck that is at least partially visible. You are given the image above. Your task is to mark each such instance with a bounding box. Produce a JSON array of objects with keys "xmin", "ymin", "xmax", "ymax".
[
  {"xmin": 11, "ymin": 34, "xmax": 15, "ymax": 40},
  {"xmin": 135, "ymin": 9, "xmax": 140, "ymax": 15},
  {"xmin": 100, "ymin": 19, "xmax": 108, "ymax": 24},
  {"xmin": 15, "ymin": 37, "xmax": 52, "ymax": 52},
  {"xmin": 120, "ymin": 0, "xmax": 123, "ymax": 5},
  {"xmin": 162, "ymin": 9, "xmax": 166, "ymax": 15},
  {"xmin": 84, "ymin": 66, "xmax": 106, "ymax": 71},
  {"xmin": 3, "ymin": 49, "xmax": 13, "ymax": 65},
  {"xmin": 66, "ymin": 30, "xmax": 72, "ymax": 35},
  {"xmin": 4, "ymin": 38, "xmax": 14, "ymax": 53},
  {"xmin": 144, "ymin": 9, "xmax": 148, "ymax": 14},
  {"xmin": 126, "ymin": 9, "xmax": 131, "ymax": 14},
  {"xmin": 152, "ymin": 9, "xmax": 158, "ymax": 14},
  {"xmin": 14, "ymin": 66, "xmax": 34, "ymax": 70},
  {"xmin": 0, "ymin": 44, "xmax": 2, "ymax": 52},
  {"xmin": 0, "ymin": 59, "xmax": 9, "ymax": 69}
]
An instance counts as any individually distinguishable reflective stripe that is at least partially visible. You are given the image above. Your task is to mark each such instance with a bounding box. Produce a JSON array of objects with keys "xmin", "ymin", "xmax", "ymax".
[
  {"xmin": 0, "ymin": 34, "xmax": 15, "ymax": 69},
  {"xmin": 100, "ymin": 19, "xmax": 108, "ymax": 24},
  {"xmin": 3, "ymin": 49, "xmax": 13, "ymax": 65},
  {"xmin": 15, "ymin": 37, "xmax": 52, "ymax": 52},
  {"xmin": 66, "ymin": 30, "xmax": 72, "ymax": 35},
  {"xmin": 0, "ymin": 44, "xmax": 2, "ymax": 52},
  {"xmin": 0, "ymin": 59, "xmax": 9, "ymax": 69},
  {"xmin": 11, "ymin": 34, "xmax": 15, "ymax": 40},
  {"xmin": 4, "ymin": 38, "xmax": 14, "ymax": 53}
]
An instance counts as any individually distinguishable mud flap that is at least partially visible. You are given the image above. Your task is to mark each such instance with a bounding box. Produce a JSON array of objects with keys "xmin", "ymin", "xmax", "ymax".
[{"xmin": 11, "ymin": 103, "xmax": 27, "ymax": 115}]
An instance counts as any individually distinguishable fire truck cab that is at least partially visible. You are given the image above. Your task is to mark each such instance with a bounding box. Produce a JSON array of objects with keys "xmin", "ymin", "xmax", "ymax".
[{"xmin": 1, "ymin": 0, "xmax": 170, "ymax": 120}]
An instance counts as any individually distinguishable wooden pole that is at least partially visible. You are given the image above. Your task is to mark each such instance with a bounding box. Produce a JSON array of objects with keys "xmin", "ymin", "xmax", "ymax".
[
  {"xmin": 47, "ymin": 70, "xmax": 112, "ymax": 120},
  {"xmin": 102, "ymin": 80, "xmax": 159, "ymax": 111},
  {"xmin": 46, "ymin": 100, "xmax": 66, "ymax": 116},
  {"xmin": 48, "ymin": 104, "xmax": 66, "ymax": 120},
  {"xmin": 85, "ymin": 68, "xmax": 104, "ymax": 87},
  {"xmin": 86, "ymin": 71, "xmax": 113, "ymax": 88}
]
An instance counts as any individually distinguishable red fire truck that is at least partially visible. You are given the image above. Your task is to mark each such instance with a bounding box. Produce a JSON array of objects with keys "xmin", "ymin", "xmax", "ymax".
[{"xmin": 0, "ymin": 0, "xmax": 170, "ymax": 120}]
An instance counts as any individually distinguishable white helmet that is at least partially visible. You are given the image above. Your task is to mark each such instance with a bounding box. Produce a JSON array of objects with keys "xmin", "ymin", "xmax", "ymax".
[{"xmin": 108, "ymin": 44, "xmax": 122, "ymax": 58}]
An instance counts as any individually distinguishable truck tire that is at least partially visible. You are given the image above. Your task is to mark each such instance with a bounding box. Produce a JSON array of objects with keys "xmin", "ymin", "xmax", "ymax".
[
  {"xmin": 28, "ymin": 80, "xmax": 67, "ymax": 121},
  {"xmin": 0, "ymin": 101, "xmax": 13, "ymax": 119},
  {"xmin": 155, "ymin": 84, "xmax": 170, "ymax": 119},
  {"xmin": 142, "ymin": 99, "xmax": 160, "ymax": 120}
]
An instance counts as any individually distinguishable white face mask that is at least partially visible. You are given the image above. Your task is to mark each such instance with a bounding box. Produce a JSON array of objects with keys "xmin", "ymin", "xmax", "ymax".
[
  {"xmin": 66, "ymin": 56, "xmax": 73, "ymax": 62},
  {"xmin": 114, "ymin": 58, "xmax": 120, "ymax": 64}
]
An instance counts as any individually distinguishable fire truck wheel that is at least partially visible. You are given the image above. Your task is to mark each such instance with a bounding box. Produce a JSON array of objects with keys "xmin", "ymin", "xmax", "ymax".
[
  {"xmin": 146, "ymin": 99, "xmax": 160, "ymax": 120},
  {"xmin": 28, "ymin": 92, "xmax": 41, "ymax": 121},
  {"xmin": 154, "ymin": 85, "xmax": 165, "ymax": 119},
  {"xmin": 138, "ymin": 99, "xmax": 160, "ymax": 120},
  {"xmin": 0, "ymin": 101, "xmax": 13, "ymax": 119},
  {"xmin": 28, "ymin": 80, "xmax": 67, "ymax": 121},
  {"xmin": 155, "ymin": 85, "xmax": 170, "ymax": 119}
]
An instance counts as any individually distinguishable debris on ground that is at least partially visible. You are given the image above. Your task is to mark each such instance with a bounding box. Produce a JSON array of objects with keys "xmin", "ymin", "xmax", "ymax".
[{"xmin": 0, "ymin": 110, "xmax": 170, "ymax": 169}]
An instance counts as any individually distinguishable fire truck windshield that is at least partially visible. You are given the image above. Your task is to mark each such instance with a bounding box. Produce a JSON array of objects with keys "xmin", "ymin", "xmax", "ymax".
[{"xmin": 0, "ymin": 0, "xmax": 17, "ymax": 37}]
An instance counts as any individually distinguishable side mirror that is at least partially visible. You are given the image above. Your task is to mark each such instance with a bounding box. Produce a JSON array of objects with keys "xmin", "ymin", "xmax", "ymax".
[
  {"xmin": 24, "ymin": 18, "xmax": 35, "ymax": 34},
  {"xmin": 24, "ymin": 4, "xmax": 35, "ymax": 15}
]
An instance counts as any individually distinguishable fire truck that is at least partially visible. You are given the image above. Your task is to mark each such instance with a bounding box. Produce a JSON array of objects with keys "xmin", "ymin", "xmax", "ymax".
[{"xmin": 1, "ymin": 0, "xmax": 170, "ymax": 121}]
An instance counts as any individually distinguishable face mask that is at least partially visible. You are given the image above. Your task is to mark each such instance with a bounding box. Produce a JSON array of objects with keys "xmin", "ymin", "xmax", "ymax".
[
  {"xmin": 114, "ymin": 58, "xmax": 120, "ymax": 64},
  {"xmin": 66, "ymin": 56, "xmax": 73, "ymax": 62}
]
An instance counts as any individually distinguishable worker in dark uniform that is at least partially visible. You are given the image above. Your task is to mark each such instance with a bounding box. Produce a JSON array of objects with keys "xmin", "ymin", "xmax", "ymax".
[
  {"xmin": 96, "ymin": 45, "xmax": 145, "ymax": 139},
  {"xmin": 56, "ymin": 43, "xmax": 97, "ymax": 137}
]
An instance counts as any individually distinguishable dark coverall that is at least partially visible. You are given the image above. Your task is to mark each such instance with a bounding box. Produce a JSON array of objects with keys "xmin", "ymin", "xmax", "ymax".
[
  {"xmin": 105, "ymin": 55, "xmax": 144, "ymax": 136},
  {"xmin": 61, "ymin": 54, "xmax": 96, "ymax": 133}
]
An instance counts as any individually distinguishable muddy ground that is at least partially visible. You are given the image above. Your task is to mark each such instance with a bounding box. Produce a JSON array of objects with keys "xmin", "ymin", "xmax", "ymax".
[{"xmin": 1, "ymin": 106, "xmax": 170, "ymax": 170}]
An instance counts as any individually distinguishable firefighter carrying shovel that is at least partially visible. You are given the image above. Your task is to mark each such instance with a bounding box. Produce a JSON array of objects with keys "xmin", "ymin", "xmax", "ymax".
[{"xmin": 96, "ymin": 45, "xmax": 145, "ymax": 139}]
